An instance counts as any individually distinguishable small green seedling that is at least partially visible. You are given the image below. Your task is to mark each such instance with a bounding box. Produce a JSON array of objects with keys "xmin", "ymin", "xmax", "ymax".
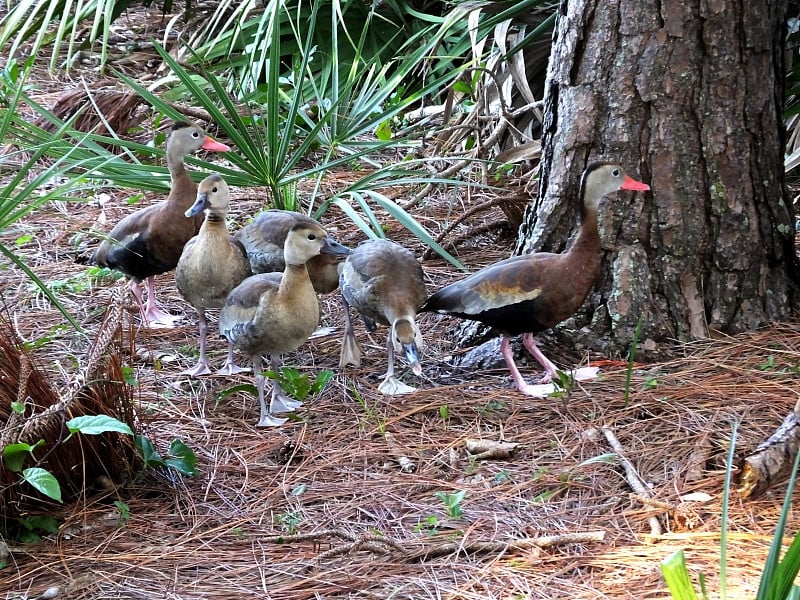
[
  {"xmin": 643, "ymin": 376, "xmax": 659, "ymax": 390},
  {"xmin": 435, "ymin": 490, "xmax": 467, "ymax": 519},
  {"xmin": 114, "ymin": 500, "xmax": 130, "ymax": 526},
  {"xmin": 414, "ymin": 515, "xmax": 441, "ymax": 535},
  {"xmin": 276, "ymin": 512, "xmax": 301, "ymax": 535},
  {"xmin": 549, "ymin": 370, "xmax": 575, "ymax": 399},
  {"xmin": 353, "ymin": 386, "xmax": 387, "ymax": 435},
  {"xmin": 265, "ymin": 367, "xmax": 333, "ymax": 402}
]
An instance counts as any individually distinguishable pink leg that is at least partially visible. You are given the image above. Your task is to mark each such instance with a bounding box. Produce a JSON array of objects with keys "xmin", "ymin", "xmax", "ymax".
[
  {"xmin": 522, "ymin": 332, "xmax": 560, "ymax": 383},
  {"xmin": 129, "ymin": 280, "xmax": 148, "ymax": 322},
  {"xmin": 141, "ymin": 277, "xmax": 181, "ymax": 328},
  {"xmin": 500, "ymin": 335, "xmax": 536, "ymax": 394},
  {"xmin": 183, "ymin": 310, "xmax": 211, "ymax": 377}
]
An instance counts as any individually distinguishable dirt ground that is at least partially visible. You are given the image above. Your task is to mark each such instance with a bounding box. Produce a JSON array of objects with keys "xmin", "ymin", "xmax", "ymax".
[{"xmin": 3, "ymin": 6, "xmax": 800, "ymax": 599}]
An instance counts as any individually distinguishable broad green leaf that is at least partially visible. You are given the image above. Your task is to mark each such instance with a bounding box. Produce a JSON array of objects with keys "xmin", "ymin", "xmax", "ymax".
[
  {"xmin": 3, "ymin": 442, "xmax": 35, "ymax": 472},
  {"xmin": 164, "ymin": 440, "xmax": 199, "ymax": 477},
  {"xmin": 375, "ymin": 119, "xmax": 392, "ymax": 141},
  {"xmin": 66, "ymin": 415, "xmax": 134, "ymax": 436},
  {"xmin": 22, "ymin": 467, "xmax": 62, "ymax": 503},
  {"xmin": 135, "ymin": 435, "xmax": 163, "ymax": 467},
  {"xmin": 215, "ymin": 384, "xmax": 258, "ymax": 403}
]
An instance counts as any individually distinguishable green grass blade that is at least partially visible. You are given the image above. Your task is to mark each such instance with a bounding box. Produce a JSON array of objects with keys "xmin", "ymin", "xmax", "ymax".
[
  {"xmin": 759, "ymin": 433, "xmax": 800, "ymax": 600},
  {"xmin": 719, "ymin": 422, "xmax": 739, "ymax": 600},
  {"xmin": 660, "ymin": 549, "xmax": 700, "ymax": 600}
]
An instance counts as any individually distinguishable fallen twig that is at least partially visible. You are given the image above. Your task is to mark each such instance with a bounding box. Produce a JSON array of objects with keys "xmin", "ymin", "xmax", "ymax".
[
  {"xmin": 384, "ymin": 431, "xmax": 416, "ymax": 473},
  {"xmin": 602, "ymin": 426, "xmax": 663, "ymax": 536}
]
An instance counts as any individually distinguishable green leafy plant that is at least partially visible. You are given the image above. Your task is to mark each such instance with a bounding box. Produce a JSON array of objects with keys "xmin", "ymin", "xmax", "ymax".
[
  {"xmin": 353, "ymin": 386, "xmax": 387, "ymax": 435},
  {"xmin": 276, "ymin": 511, "xmax": 302, "ymax": 535},
  {"xmin": 624, "ymin": 314, "xmax": 645, "ymax": 405},
  {"xmin": 549, "ymin": 369, "xmax": 576, "ymax": 399},
  {"xmin": 660, "ymin": 422, "xmax": 800, "ymax": 600},
  {"xmin": 114, "ymin": 500, "xmax": 131, "ymax": 527},
  {"xmin": 758, "ymin": 355, "xmax": 779, "ymax": 371},
  {"xmin": 2, "ymin": 415, "xmax": 135, "ymax": 502},
  {"xmin": 265, "ymin": 367, "xmax": 333, "ymax": 402},
  {"xmin": 478, "ymin": 399, "xmax": 507, "ymax": 416},
  {"xmin": 134, "ymin": 436, "xmax": 199, "ymax": 477},
  {"xmin": 414, "ymin": 515, "xmax": 441, "ymax": 535},
  {"xmin": 13, "ymin": 514, "xmax": 60, "ymax": 544},
  {"xmin": 0, "ymin": 59, "xmax": 120, "ymax": 333},
  {"xmin": 435, "ymin": 490, "xmax": 467, "ymax": 519},
  {"xmin": 643, "ymin": 375, "xmax": 659, "ymax": 390}
]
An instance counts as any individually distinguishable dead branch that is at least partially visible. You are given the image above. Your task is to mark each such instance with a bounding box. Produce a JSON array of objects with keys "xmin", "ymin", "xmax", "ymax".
[
  {"xmin": 738, "ymin": 399, "xmax": 800, "ymax": 499},
  {"xmin": 406, "ymin": 531, "xmax": 606, "ymax": 562},
  {"xmin": 602, "ymin": 427, "xmax": 663, "ymax": 536}
]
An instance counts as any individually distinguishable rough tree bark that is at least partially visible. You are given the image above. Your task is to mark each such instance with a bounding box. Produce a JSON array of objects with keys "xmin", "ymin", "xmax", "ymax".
[{"xmin": 515, "ymin": 0, "xmax": 800, "ymax": 357}]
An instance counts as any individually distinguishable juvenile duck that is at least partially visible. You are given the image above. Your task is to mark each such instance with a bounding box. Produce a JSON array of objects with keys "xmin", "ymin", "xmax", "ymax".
[
  {"xmin": 176, "ymin": 174, "xmax": 252, "ymax": 376},
  {"xmin": 235, "ymin": 209, "xmax": 351, "ymax": 294},
  {"xmin": 339, "ymin": 239, "xmax": 427, "ymax": 395},
  {"xmin": 91, "ymin": 121, "xmax": 230, "ymax": 327},
  {"xmin": 219, "ymin": 223, "xmax": 351, "ymax": 427},
  {"xmin": 421, "ymin": 162, "xmax": 650, "ymax": 396}
]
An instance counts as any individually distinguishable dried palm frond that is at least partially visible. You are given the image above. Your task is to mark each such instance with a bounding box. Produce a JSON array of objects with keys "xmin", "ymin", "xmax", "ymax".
[
  {"xmin": 0, "ymin": 289, "xmax": 139, "ymax": 522},
  {"xmin": 33, "ymin": 82, "xmax": 147, "ymax": 143}
]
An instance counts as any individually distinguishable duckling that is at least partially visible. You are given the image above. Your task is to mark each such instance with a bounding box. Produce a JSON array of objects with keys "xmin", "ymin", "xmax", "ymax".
[
  {"xmin": 339, "ymin": 239, "xmax": 427, "ymax": 395},
  {"xmin": 176, "ymin": 174, "xmax": 252, "ymax": 377},
  {"xmin": 420, "ymin": 162, "xmax": 650, "ymax": 396},
  {"xmin": 91, "ymin": 121, "xmax": 230, "ymax": 327},
  {"xmin": 235, "ymin": 209, "xmax": 351, "ymax": 294},
  {"xmin": 219, "ymin": 223, "xmax": 351, "ymax": 427}
]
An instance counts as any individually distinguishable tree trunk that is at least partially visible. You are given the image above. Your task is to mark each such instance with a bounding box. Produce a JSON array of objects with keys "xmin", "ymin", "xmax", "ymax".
[{"xmin": 516, "ymin": 0, "xmax": 799, "ymax": 357}]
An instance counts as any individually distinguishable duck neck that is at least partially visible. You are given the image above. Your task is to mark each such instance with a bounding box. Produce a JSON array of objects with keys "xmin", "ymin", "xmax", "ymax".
[
  {"xmin": 279, "ymin": 263, "xmax": 312, "ymax": 293},
  {"xmin": 205, "ymin": 212, "xmax": 226, "ymax": 224},
  {"xmin": 562, "ymin": 201, "xmax": 602, "ymax": 282},
  {"xmin": 167, "ymin": 144, "xmax": 188, "ymax": 183}
]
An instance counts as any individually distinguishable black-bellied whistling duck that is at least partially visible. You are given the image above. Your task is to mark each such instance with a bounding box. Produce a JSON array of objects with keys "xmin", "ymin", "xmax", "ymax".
[
  {"xmin": 339, "ymin": 239, "xmax": 427, "ymax": 395},
  {"xmin": 219, "ymin": 223, "xmax": 351, "ymax": 427},
  {"xmin": 91, "ymin": 121, "xmax": 230, "ymax": 327},
  {"xmin": 235, "ymin": 209, "xmax": 351, "ymax": 294},
  {"xmin": 175, "ymin": 174, "xmax": 252, "ymax": 377},
  {"xmin": 420, "ymin": 162, "xmax": 650, "ymax": 396}
]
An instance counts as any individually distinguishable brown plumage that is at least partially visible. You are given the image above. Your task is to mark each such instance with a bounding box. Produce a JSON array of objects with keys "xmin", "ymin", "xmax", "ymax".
[
  {"xmin": 176, "ymin": 175, "xmax": 252, "ymax": 377},
  {"xmin": 421, "ymin": 162, "xmax": 650, "ymax": 395},
  {"xmin": 235, "ymin": 209, "xmax": 351, "ymax": 294},
  {"xmin": 219, "ymin": 223, "xmax": 351, "ymax": 427},
  {"xmin": 91, "ymin": 121, "xmax": 230, "ymax": 327},
  {"xmin": 339, "ymin": 239, "xmax": 427, "ymax": 394}
]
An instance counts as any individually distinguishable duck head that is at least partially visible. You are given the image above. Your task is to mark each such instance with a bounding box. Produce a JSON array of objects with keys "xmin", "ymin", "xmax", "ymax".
[
  {"xmin": 185, "ymin": 174, "xmax": 230, "ymax": 218},
  {"xmin": 391, "ymin": 318, "xmax": 423, "ymax": 375}
]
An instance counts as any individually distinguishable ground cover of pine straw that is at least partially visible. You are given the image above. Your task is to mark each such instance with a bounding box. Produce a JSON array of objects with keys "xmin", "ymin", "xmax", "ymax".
[{"xmin": 1, "ymin": 164, "xmax": 800, "ymax": 600}]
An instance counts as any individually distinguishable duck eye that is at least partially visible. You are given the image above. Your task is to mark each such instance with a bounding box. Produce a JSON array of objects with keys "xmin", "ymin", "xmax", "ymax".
[
  {"xmin": 212, "ymin": 186, "xmax": 218, "ymax": 193},
  {"xmin": 191, "ymin": 130, "xmax": 200, "ymax": 138},
  {"xmin": 612, "ymin": 168, "xmax": 621, "ymax": 177},
  {"xmin": 307, "ymin": 233, "xmax": 317, "ymax": 241}
]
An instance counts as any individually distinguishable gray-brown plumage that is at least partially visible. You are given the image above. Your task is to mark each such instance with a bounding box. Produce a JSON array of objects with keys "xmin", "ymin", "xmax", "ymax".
[
  {"xmin": 91, "ymin": 121, "xmax": 230, "ymax": 327},
  {"xmin": 220, "ymin": 223, "xmax": 351, "ymax": 427},
  {"xmin": 235, "ymin": 209, "xmax": 351, "ymax": 294},
  {"xmin": 339, "ymin": 239, "xmax": 427, "ymax": 395},
  {"xmin": 176, "ymin": 174, "xmax": 252, "ymax": 377}
]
